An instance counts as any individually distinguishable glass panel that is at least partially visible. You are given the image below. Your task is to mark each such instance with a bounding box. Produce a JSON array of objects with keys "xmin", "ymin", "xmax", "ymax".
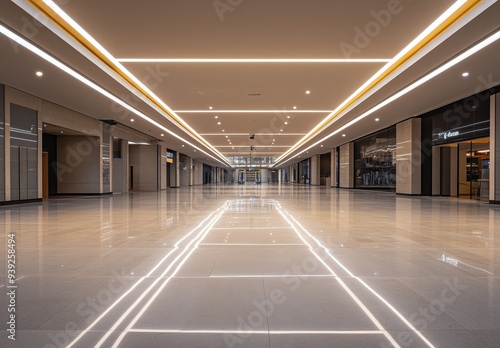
[
  {"xmin": 458, "ymin": 142, "xmax": 472, "ymax": 199},
  {"xmin": 102, "ymin": 124, "xmax": 110, "ymax": 193},
  {"xmin": 354, "ymin": 127, "xmax": 396, "ymax": 189},
  {"xmin": 10, "ymin": 103, "xmax": 38, "ymax": 201},
  {"xmin": 10, "ymin": 146, "xmax": 19, "ymax": 200}
]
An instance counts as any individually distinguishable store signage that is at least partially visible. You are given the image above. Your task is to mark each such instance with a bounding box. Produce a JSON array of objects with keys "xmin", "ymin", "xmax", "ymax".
[
  {"xmin": 166, "ymin": 151, "xmax": 174, "ymax": 163},
  {"xmin": 440, "ymin": 131, "xmax": 460, "ymax": 140}
]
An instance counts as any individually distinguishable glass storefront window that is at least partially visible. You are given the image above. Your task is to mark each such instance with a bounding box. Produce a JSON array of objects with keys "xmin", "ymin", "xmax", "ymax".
[{"xmin": 354, "ymin": 127, "xmax": 396, "ymax": 189}]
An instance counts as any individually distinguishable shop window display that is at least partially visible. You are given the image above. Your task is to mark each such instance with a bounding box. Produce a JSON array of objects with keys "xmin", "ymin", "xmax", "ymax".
[{"xmin": 354, "ymin": 127, "xmax": 396, "ymax": 189}]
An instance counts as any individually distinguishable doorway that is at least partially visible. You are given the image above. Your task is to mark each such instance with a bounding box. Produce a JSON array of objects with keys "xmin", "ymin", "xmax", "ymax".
[
  {"xmin": 458, "ymin": 138, "xmax": 490, "ymax": 199},
  {"xmin": 437, "ymin": 137, "xmax": 489, "ymax": 200}
]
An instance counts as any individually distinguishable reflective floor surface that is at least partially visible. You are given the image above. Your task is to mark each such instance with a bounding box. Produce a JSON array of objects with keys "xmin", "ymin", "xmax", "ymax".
[{"xmin": 1, "ymin": 185, "xmax": 499, "ymax": 347}]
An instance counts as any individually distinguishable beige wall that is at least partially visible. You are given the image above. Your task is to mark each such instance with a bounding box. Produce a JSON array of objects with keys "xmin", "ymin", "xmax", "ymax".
[
  {"xmin": 57, "ymin": 136, "xmax": 101, "ymax": 194},
  {"xmin": 331, "ymin": 149, "xmax": 337, "ymax": 187},
  {"xmin": 339, "ymin": 143, "xmax": 354, "ymax": 188},
  {"xmin": 129, "ymin": 145, "xmax": 159, "ymax": 191},
  {"xmin": 310, "ymin": 155, "xmax": 321, "ymax": 186},
  {"xmin": 396, "ymin": 118, "xmax": 422, "ymax": 195}
]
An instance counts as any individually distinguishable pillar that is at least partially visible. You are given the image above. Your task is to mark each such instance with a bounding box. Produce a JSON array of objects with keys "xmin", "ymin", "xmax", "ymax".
[
  {"xmin": 339, "ymin": 143, "xmax": 354, "ymax": 188},
  {"xmin": 396, "ymin": 118, "xmax": 422, "ymax": 195}
]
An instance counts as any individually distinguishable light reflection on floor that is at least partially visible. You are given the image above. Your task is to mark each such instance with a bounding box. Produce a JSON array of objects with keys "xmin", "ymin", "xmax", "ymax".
[{"xmin": 0, "ymin": 185, "xmax": 499, "ymax": 347}]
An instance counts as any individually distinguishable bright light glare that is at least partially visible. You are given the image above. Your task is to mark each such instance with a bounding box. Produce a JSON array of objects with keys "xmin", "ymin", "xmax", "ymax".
[
  {"xmin": 275, "ymin": 29, "xmax": 500, "ymax": 167},
  {"xmin": 0, "ymin": 24, "xmax": 229, "ymax": 166},
  {"xmin": 117, "ymin": 58, "xmax": 391, "ymax": 63}
]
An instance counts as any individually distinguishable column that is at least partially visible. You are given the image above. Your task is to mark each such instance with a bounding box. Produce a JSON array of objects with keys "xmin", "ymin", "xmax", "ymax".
[
  {"xmin": 396, "ymin": 118, "xmax": 422, "ymax": 195},
  {"xmin": 189, "ymin": 157, "xmax": 194, "ymax": 186},
  {"xmin": 174, "ymin": 151, "xmax": 180, "ymax": 187},
  {"xmin": 310, "ymin": 155, "xmax": 320, "ymax": 186},
  {"xmin": 339, "ymin": 143, "xmax": 354, "ymax": 188},
  {"xmin": 330, "ymin": 149, "xmax": 337, "ymax": 188},
  {"xmin": 490, "ymin": 93, "xmax": 500, "ymax": 203}
]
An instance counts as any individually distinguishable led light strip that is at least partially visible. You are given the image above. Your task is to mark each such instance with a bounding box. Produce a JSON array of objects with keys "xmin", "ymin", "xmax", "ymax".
[
  {"xmin": 117, "ymin": 58, "xmax": 391, "ymax": 63},
  {"xmin": 24, "ymin": 0, "xmax": 230, "ymax": 166},
  {"xmin": 64, "ymin": 204, "xmax": 227, "ymax": 348},
  {"xmin": 0, "ymin": 24, "xmax": 228, "ymax": 167},
  {"xmin": 277, "ymin": 203, "xmax": 436, "ymax": 348},
  {"xmin": 273, "ymin": 204, "xmax": 402, "ymax": 347},
  {"xmin": 0, "ymin": 24, "xmax": 229, "ymax": 165},
  {"xmin": 175, "ymin": 110, "xmax": 331, "ymax": 113},
  {"xmin": 275, "ymin": 29, "xmax": 500, "ymax": 167},
  {"xmin": 208, "ymin": 274, "xmax": 334, "ymax": 278},
  {"xmin": 128, "ymin": 329, "xmax": 384, "ymax": 335},
  {"xmin": 274, "ymin": 0, "xmax": 482, "ymax": 165},
  {"xmin": 108, "ymin": 206, "xmax": 227, "ymax": 348}
]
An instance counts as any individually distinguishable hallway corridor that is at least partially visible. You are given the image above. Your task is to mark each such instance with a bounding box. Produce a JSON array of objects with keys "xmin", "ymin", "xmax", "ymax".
[{"xmin": 1, "ymin": 185, "xmax": 499, "ymax": 347}]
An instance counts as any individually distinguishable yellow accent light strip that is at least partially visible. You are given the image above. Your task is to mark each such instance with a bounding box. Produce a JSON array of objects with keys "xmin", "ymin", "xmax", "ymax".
[
  {"xmin": 27, "ymin": 0, "xmax": 230, "ymax": 165},
  {"xmin": 275, "ymin": 0, "xmax": 482, "ymax": 164}
]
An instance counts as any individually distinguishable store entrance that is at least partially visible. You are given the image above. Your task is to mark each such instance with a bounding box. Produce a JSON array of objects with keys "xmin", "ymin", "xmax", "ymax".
[
  {"xmin": 437, "ymin": 138, "xmax": 490, "ymax": 200},
  {"xmin": 458, "ymin": 138, "xmax": 490, "ymax": 199}
]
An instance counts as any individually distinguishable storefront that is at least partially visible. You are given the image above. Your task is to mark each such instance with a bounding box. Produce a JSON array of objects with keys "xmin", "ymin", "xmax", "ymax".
[
  {"xmin": 354, "ymin": 127, "xmax": 396, "ymax": 190},
  {"xmin": 423, "ymin": 90, "xmax": 491, "ymax": 200}
]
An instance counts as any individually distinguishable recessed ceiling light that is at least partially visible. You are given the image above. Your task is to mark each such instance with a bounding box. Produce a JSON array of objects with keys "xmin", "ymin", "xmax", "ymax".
[
  {"xmin": 462, "ymin": 72, "xmax": 469, "ymax": 77},
  {"xmin": 287, "ymin": 116, "xmax": 291, "ymax": 119},
  {"xmin": 375, "ymin": 118, "xmax": 380, "ymax": 122},
  {"xmin": 209, "ymin": 106, "xmax": 213, "ymax": 109},
  {"xmin": 60, "ymin": 131, "xmax": 64, "ymax": 134},
  {"xmin": 280, "ymin": 129, "xmax": 283, "ymax": 132},
  {"xmin": 284, "ymin": 122, "xmax": 288, "ymax": 125},
  {"xmin": 222, "ymin": 129, "xmax": 225, "ymax": 132},
  {"xmin": 293, "ymin": 106, "xmax": 297, "ymax": 109},
  {"xmin": 217, "ymin": 122, "xmax": 221, "ymax": 125},
  {"xmin": 225, "ymin": 135, "xmax": 228, "ymax": 138},
  {"xmin": 36, "ymin": 71, "xmax": 43, "ymax": 77},
  {"xmin": 43, "ymin": 124, "xmax": 47, "ymax": 127},
  {"xmin": 305, "ymin": 90, "xmax": 311, "ymax": 94},
  {"xmin": 194, "ymin": 149, "xmax": 196, "ymax": 152},
  {"xmin": 130, "ymin": 119, "xmax": 134, "ymax": 122},
  {"xmin": 215, "ymin": 115, "xmax": 218, "ymax": 119},
  {"xmin": 342, "ymin": 134, "xmax": 346, "ymax": 137},
  {"xmin": 320, "ymin": 145, "xmax": 323, "ymax": 147},
  {"xmin": 182, "ymin": 144, "xmax": 185, "ymax": 147},
  {"xmin": 161, "ymin": 133, "xmax": 164, "ymax": 136}
]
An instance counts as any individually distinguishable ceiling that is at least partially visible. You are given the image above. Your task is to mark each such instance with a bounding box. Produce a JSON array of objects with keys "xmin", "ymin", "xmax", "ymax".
[{"xmin": 1, "ymin": 0, "xmax": 499, "ymax": 169}]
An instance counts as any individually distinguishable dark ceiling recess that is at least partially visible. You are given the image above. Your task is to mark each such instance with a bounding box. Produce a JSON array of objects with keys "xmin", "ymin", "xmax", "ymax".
[
  {"xmin": 249, "ymin": 134, "xmax": 255, "ymax": 139},
  {"xmin": 248, "ymin": 93, "xmax": 261, "ymax": 96},
  {"xmin": 101, "ymin": 119, "xmax": 118, "ymax": 125}
]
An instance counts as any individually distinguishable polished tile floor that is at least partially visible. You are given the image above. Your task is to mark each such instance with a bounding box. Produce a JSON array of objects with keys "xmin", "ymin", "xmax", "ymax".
[{"xmin": 1, "ymin": 185, "xmax": 499, "ymax": 347}]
